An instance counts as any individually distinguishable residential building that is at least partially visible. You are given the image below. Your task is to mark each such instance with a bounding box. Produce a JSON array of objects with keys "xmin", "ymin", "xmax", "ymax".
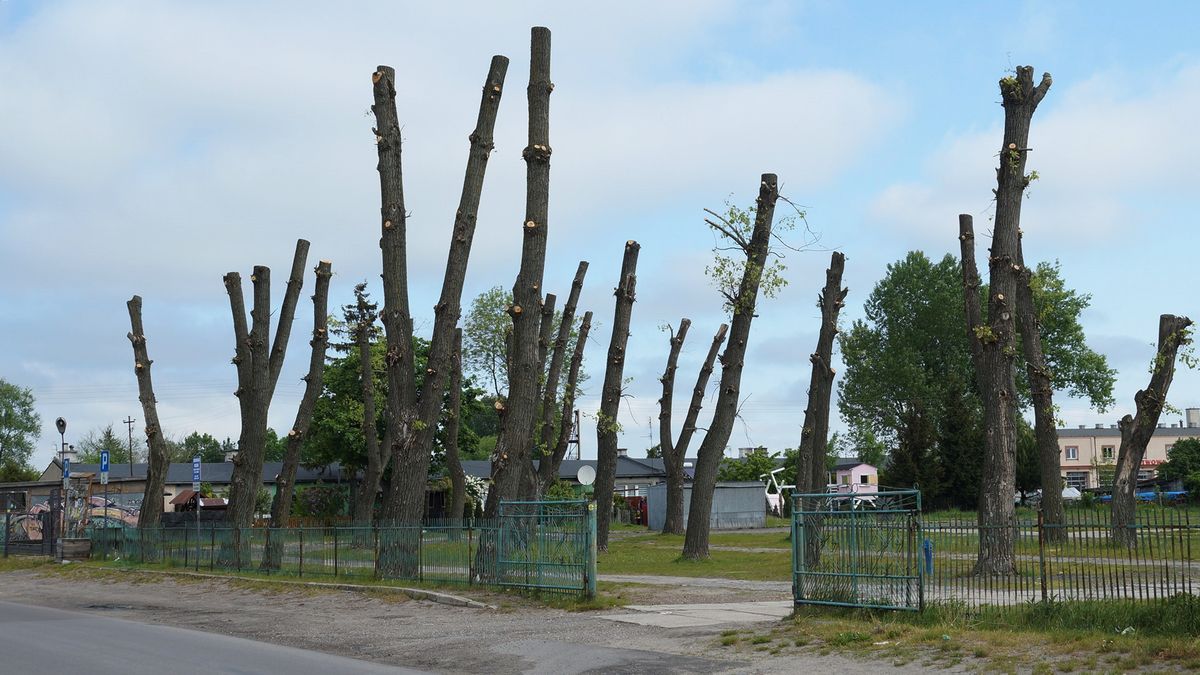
[{"xmin": 1058, "ymin": 408, "xmax": 1200, "ymax": 490}]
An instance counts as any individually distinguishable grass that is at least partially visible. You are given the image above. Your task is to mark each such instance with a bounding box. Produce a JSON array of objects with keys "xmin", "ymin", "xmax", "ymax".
[
  {"xmin": 600, "ymin": 532, "xmax": 791, "ymax": 580},
  {"xmin": 721, "ymin": 597, "xmax": 1200, "ymax": 671}
]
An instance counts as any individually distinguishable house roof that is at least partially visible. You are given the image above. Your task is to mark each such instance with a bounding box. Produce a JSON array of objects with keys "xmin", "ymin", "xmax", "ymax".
[
  {"xmin": 1057, "ymin": 426, "xmax": 1200, "ymax": 438},
  {"xmin": 832, "ymin": 458, "xmax": 875, "ymax": 471},
  {"xmin": 43, "ymin": 459, "xmax": 350, "ymax": 485},
  {"xmin": 456, "ymin": 456, "xmax": 698, "ymax": 482},
  {"xmin": 169, "ymin": 489, "xmax": 228, "ymax": 508}
]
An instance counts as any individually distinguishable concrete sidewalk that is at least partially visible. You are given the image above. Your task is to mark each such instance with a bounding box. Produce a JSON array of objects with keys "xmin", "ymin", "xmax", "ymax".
[{"xmin": 597, "ymin": 600, "xmax": 793, "ymax": 628}]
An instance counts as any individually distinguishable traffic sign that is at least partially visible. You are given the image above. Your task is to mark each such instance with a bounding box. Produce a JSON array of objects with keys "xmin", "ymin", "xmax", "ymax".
[
  {"xmin": 100, "ymin": 450, "xmax": 110, "ymax": 485},
  {"xmin": 63, "ymin": 457, "xmax": 70, "ymax": 478},
  {"xmin": 192, "ymin": 456, "xmax": 202, "ymax": 491}
]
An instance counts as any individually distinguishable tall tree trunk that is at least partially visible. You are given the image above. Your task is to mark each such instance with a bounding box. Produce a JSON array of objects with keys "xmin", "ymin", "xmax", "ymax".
[
  {"xmin": 1013, "ymin": 252, "xmax": 1066, "ymax": 542},
  {"xmin": 535, "ymin": 294, "xmax": 558, "ymax": 401},
  {"xmin": 537, "ymin": 261, "xmax": 589, "ymax": 480},
  {"xmin": 1112, "ymin": 315, "xmax": 1193, "ymax": 547},
  {"xmin": 226, "ymin": 240, "xmax": 310, "ymax": 530},
  {"xmin": 796, "ymin": 252, "xmax": 847, "ymax": 567},
  {"xmin": 660, "ymin": 321, "xmax": 727, "ymax": 535},
  {"xmin": 539, "ymin": 311, "xmax": 593, "ymax": 491},
  {"xmin": 447, "ymin": 328, "xmax": 467, "ymax": 524},
  {"xmin": 958, "ymin": 67, "xmax": 1051, "ymax": 576},
  {"xmin": 126, "ymin": 296, "xmax": 169, "ymax": 529},
  {"xmin": 595, "ymin": 241, "xmax": 640, "ymax": 550},
  {"xmin": 376, "ymin": 53, "xmax": 511, "ymax": 527},
  {"xmin": 263, "ymin": 260, "xmax": 332, "ymax": 568},
  {"xmin": 488, "ymin": 27, "xmax": 553, "ymax": 515},
  {"xmin": 683, "ymin": 174, "xmax": 779, "ymax": 560}
]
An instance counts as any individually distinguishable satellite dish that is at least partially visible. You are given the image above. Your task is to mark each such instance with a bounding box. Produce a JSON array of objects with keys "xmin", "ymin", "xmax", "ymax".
[{"xmin": 576, "ymin": 465, "xmax": 596, "ymax": 486}]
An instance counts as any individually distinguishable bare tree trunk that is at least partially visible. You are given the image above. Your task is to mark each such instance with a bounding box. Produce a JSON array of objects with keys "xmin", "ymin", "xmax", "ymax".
[
  {"xmin": 539, "ymin": 311, "xmax": 593, "ymax": 491},
  {"xmin": 376, "ymin": 53, "xmax": 511, "ymax": 528},
  {"xmin": 535, "ymin": 294, "xmax": 558, "ymax": 401},
  {"xmin": 126, "ymin": 296, "xmax": 169, "ymax": 529},
  {"xmin": 537, "ymin": 262, "xmax": 588, "ymax": 478},
  {"xmin": 660, "ymin": 321, "xmax": 727, "ymax": 535},
  {"xmin": 595, "ymin": 241, "xmax": 640, "ymax": 550},
  {"xmin": 683, "ymin": 174, "xmax": 779, "ymax": 560},
  {"xmin": 263, "ymin": 260, "xmax": 332, "ymax": 569},
  {"xmin": 488, "ymin": 27, "xmax": 553, "ymax": 515},
  {"xmin": 447, "ymin": 328, "xmax": 467, "ymax": 525},
  {"xmin": 796, "ymin": 252, "xmax": 847, "ymax": 567},
  {"xmin": 1013, "ymin": 253, "xmax": 1066, "ymax": 542},
  {"xmin": 226, "ymin": 240, "xmax": 310, "ymax": 530},
  {"xmin": 958, "ymin": 67, "xmax": 1051, "ymax": 576},
  {"xmin": 1112, "ymin": 315, "xmax": 1193, "ymax": 547}
]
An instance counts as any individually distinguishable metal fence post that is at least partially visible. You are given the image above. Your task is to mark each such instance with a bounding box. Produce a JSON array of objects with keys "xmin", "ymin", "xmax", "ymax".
[
  {"xmin": 333, "ymin": 527, "xmax": 339, "ymax": 577},
  {"xmin": 468, "ymin": 522, "xmax": 474, "ymax": 585},
  {"xmin": 1037, "ymin": 509, "xmax": 1048, "ymax": 603},
  {"xmin": 3, "ymin": 511, "xmax": 9, "ymax": 559},
  {"xmin": 586, "ymin": 502, "xmax": 597, "ymax": 599},
  {"xmin": 299, "ymin": 529, "xmax": 304, "ymax": 578},
  {"xmin": 264, "ymin": 528, "xmax": 272, "ymax": 576},
  {"xmin": 373, "ymin": 527, "xmax": 379, "ymax": 580}
]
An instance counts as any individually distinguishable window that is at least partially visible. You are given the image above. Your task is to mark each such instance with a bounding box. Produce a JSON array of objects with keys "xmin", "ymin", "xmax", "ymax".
[
  {"xmin": 1102, "ymin": 446, "xmax": 1115, "ymax": 461},
  {"xmin": 1065, "ymin": 472, "xmax": 1089, "ymax": 490},
  {"xmin": 1137, "ymin": 470, "xmax": 1153, "ymax": 481},
  {"xmin": 1065, "ymin": 446, "xmax": 1078, "ymax": 461},
  {"xmin": 840, "ymin": 474, "xmax": 849, "ymax": 485},
  {"xmin": 860, "ymin": 474, "xmax": 870, "ymax": 484}
]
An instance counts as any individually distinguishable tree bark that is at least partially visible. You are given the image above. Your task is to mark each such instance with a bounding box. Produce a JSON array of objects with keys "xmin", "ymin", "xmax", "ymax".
[
  {"xmin": 263, "ymin": 260, "xmax": 332, "ymax": 568},
  {"xmin": 958, "ymin": 66, "xmax": 1051, "ymax": 576},
  {"xmin": 447, "ymin": 328, "xmax": 467, "ymax": 524},
  {"xmin": 796, "ymin": 252, "xmax": 847, "ymax": 494},
  {"xmin": 488, "ymin": 27, "xmax": 554, "ymax": 515},
  {"xmin": 660, "ymin": 321, "xmax": 728, "ymax": 535},
  {"xmin": 226, "ymin": 240, "xmax": 311, "ymax": 530},
  {"xmin": 1111, "ymin": 314, "xmax": 1193, "ymax": 547},
  {"xmin": 539, "ymin": 311, "xmax": 593, "ymax": 491},
  {"xmin": 537, "ymin": 261, "xmax": 588, "ymax": 476},
  {"xmin": 350, "ymin": 287, "xmax": 386, "ymax": 524},
  {"xmin": 376, "ymin": 53, "xmax": 510, "ymax": 527},
  {"xmin": 683, "ymin": 174, "xmax": 779, "ymax": 559},
  {"xmin": 595, "ymin": 241, "xmax": 640, "ymax": 550},
  {"xmin": 1013, "ymin": 250, "xmax": 1066, "ymax": 542},
  {"xmin": 126, "ymin": 296, "xmax": 169, "ymax": 529}
]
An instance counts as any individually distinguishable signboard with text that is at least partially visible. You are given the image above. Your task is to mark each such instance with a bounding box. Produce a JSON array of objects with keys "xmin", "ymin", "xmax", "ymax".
[{"xmin": 100, "ymin": 450, "xmax": 109, "ymax": 485}]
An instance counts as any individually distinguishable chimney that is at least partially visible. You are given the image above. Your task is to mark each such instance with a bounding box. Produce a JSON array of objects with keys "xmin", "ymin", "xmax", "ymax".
[
  {"xmin": 1095, "ymin": 423, "xmax": 1104, "ymax": 429},
  {"xmin": 1078, "ymin": 424, "xmax": 1086, "ymax": 429},
  {"xmin": 1110, "ymin": 424, "xmax": 1117, "ymax": 429},
  {"xmin": 62, "ymin": 446, "xmax": 79, "ymax": 464},
  {"xmin": 617, "ymin": 448, "xmax": 627, "ymax": 458},
  {"xmin": 1186, "ymin": 408, "xmax": 1200, "ymax": 428},
  {"xmin": 1158, "ymin": 423, "xmax": 1166, "ymax": 428}
]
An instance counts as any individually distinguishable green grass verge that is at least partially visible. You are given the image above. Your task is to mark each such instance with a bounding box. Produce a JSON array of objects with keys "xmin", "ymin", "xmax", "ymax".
[{"xmin": 600, "ymin": 532, "xmax": 791, "ymax": 580}]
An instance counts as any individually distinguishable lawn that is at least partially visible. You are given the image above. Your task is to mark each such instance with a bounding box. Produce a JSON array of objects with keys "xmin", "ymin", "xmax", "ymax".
[{"xmin": 600, "ymin": 531, "xmax": 791, "ymax": 580}]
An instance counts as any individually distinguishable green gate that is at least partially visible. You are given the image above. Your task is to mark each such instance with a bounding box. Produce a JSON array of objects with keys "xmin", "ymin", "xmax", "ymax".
[
  {"xmin": 792, "ymin": 489, "xmax": 923, "ymax": 611},
  {"xmin": 497, "ymin": 499, "xmax": 597, "ymax": 597}
]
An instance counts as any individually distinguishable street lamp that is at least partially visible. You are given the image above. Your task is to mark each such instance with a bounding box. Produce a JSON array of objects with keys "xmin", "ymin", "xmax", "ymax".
[{"xmin": 54, "ymin": 417, "xmax": 66, "ymax": 560}]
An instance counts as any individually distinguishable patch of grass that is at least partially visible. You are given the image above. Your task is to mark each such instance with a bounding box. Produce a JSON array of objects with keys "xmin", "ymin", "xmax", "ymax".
[
  {"xmin": 600, "ymin": 534, "xmax": 790, "ymax": 580},
  {"xmin": 720, "ymin": 635, "xmax": 739, "ymax": 646},
  {"xmin": 0, "ymin": 556, "xmax": 55, "ymax": 572}
]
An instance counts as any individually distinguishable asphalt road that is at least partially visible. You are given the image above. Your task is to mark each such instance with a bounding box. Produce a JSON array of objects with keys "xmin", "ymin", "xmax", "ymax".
[{"xmin": 0, "ymin": 600, "xmax": 426, "ymax": 674}]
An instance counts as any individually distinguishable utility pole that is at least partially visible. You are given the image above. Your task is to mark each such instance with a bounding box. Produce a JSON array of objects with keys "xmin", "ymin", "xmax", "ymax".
[{"xmin": 123, "ymin": 416, "xmax": 136, "ymax": 476}]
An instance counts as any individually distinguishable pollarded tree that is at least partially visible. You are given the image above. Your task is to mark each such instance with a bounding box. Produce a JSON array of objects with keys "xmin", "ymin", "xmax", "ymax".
[
  {"xmin": 1111, "ymin": 315, "xmax": 1193, "ymax": 547},
  {"xmin": 371, "ymin": 50, "xmax": 511, "ymax": 532},
  {"xmin": 126, "ymin": 295, "xmax": 170, "ymax": 529},
  {"xmin": 796, "ymin": 252, "xmax": 847, "ymax": 494},
  {"xmin": 683, "ymin": 176, "xmax": 783, "ymax": 560},
  {"xmin": 959, "ymin": 65, "xmax": 1051, "ymax": 575}
]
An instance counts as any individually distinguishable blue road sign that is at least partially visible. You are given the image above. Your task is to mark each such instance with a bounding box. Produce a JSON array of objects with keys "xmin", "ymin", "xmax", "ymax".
[
  {"xmin": 63, "ymin": 458, "xmax": 70, "ymax": 478},
  {"xmin": 192, "ymin": 456, "xmax": 202, "ymax": 490},
  {"xmin": 100, "ymin": 451, "xmax": 110, "ymax": 473}
]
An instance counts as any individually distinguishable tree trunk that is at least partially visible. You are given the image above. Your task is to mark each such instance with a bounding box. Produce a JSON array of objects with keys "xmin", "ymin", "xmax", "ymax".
[
  {"xmin": 447, "ymin": 328, "xmax": 467, "ymax": 525},
  {"xmin": 1013, "ymin": 255, "xmax": 1066, "ymax": 542},
  {"xmin": 595, "ymin": 241, "xmax": 640, "ymax": 550},
  {"xmin": 683, "ymin": 174, "xmax": 779, "ymax": 560},
  {"xmin": 539, "ymin": 311, "xmax": 593, "ymax": 491},
  {"xmin": 535, "ymin": 294, "xmax": 558, "ymax": 403},
  {"xmin": 263, "ymin": 260, "xmax": 332, "ymax": 569},
  {"xmin": 226, "ymin": 240, "xmax": 310, "ymax": 530},
  {"xmin": 958, "ymin": 67, "xmax": 1051, "ymax": 576},
  {"xmin": 660, "ymin": 321, "xmax": 727, "ymax": 535},
  {"xmin": 376, "ymin": 53, "xmax": 511, "ymax": 527},
  {"xmin": 537, "ymin": 261, "xmax": 588, "ymax": 479},
  {"xmin": 1111, "ymin": 314, "xmax": 1193, "ymax": 547},
  {"xmin": 126, "ymin": 296, "xmax": 169, "ymax": 529},
  {"xmin": 488, "ymin": 27, "xmax": 554, "ymax": 515}
]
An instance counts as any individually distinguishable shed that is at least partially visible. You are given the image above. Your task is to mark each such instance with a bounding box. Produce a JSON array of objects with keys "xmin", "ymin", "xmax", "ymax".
[{"xmin": 645, "ymin": 481, "xmax": 766, "ymax": 531}]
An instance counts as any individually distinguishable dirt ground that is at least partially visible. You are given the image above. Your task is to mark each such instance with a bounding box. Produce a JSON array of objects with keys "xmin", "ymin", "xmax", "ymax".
[{"xmin": 0, "ymin": 564, "xmax": 948, "ymax": 674}]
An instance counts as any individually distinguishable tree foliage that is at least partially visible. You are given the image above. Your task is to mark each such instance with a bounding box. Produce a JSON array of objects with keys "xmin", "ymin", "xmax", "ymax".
[
  {"xmin": 1158, "ymin": 438, "xmax": 1200, "ymax": 496},
  {"xmin": 840, "ymin": 251, "xmax": 1114, "ymax": 509},
  {"xmin": 0, "ymin": 378, "xmax": 40, "ymax": 480},
  {"xmin": 77, "ymin": 424, "xmax": 135, "ymax": 464}
]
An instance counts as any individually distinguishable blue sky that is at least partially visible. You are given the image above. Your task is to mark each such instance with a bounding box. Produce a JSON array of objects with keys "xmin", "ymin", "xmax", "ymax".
[{"xmin": 2, "ymin": 1, "xmax": 1197, "ymax": 469}]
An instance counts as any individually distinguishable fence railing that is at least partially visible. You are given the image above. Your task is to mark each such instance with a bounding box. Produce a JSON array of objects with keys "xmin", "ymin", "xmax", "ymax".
[
  {"xmin": 922, "ymin": 506, "xmax": 1196, "ymax": 606},
  {"xmin": 90, "ymin": 501, "xmax": 597, "ymax": 598},
  {"xmin": 3, "ymin": 509, "xmax": 57, "ymax": 557}
]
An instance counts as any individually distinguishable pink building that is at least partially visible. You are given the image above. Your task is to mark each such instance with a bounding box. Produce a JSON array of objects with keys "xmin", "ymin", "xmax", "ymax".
[{"xmin": 828, "ymin": 458, "xmax": 879, "ymax": 495}]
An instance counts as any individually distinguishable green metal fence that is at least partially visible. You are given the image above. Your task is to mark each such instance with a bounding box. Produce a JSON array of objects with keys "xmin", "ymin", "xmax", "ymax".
[
  {"xmin": 91, "ymin": 500, "xmax": 596, "ymax": 598},
  {"xmin": 792, "ymin": 490, "xmax": 923, "ymax": 611}
]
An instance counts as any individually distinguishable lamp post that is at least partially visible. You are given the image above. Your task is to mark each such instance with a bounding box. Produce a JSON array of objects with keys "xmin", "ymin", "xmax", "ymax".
[{"xmin": 54, "ymin": 417, "xmax": 66, "ymax": 560}]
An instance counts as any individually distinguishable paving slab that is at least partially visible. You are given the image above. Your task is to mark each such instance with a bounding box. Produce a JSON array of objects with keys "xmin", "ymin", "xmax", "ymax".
[{"xmin": 598, "ymin": 600, "xmax": 793, "ymax": 628}]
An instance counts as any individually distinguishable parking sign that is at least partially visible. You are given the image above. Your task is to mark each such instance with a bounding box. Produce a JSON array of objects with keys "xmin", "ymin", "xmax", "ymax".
[{"xmin": 100, "ymin": 450, "xmax": 109, "ymax": 485}]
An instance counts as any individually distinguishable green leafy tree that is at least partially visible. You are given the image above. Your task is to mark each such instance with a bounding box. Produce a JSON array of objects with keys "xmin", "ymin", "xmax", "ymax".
[
  {"xmin": 0, "ymin": 378, "xmax": 40, "ymax": 480},
  {"xmin": 716, "ymin": 447, "xmax": 779, "ymax": 482},
  {"xmin": 645, "ymin": 443, "xmax": 662, "ymax": 459},
  {"xmin": 181, "ymin": 432, "xmax": 223, "ymax": 463},
  {"xmin": 1158, "ymin": 438, "xmax": 1200, "ymax": 497},
  {"xmin": 840, "ymin": 251, "xmax": 1114, "ymax": 508},
  {"xmin": 77, "ymin": 424, "xmax": 134, "ymax": 464}
]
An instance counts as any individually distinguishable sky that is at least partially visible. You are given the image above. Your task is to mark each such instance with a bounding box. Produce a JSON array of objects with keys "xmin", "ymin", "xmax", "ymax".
[{"xmin": 2, "ymin": 0, "xmax": 1198, "ymax": 471}]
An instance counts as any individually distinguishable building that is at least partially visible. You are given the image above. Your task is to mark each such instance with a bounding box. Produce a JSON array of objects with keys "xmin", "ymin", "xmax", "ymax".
[
  {"xmin": 828, "ymin": 459, "xmax": 879, "ymax": 495},
  {"xmin": 1058, "ymin": 408, "xmax": 1200, "ymax": 490}
]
